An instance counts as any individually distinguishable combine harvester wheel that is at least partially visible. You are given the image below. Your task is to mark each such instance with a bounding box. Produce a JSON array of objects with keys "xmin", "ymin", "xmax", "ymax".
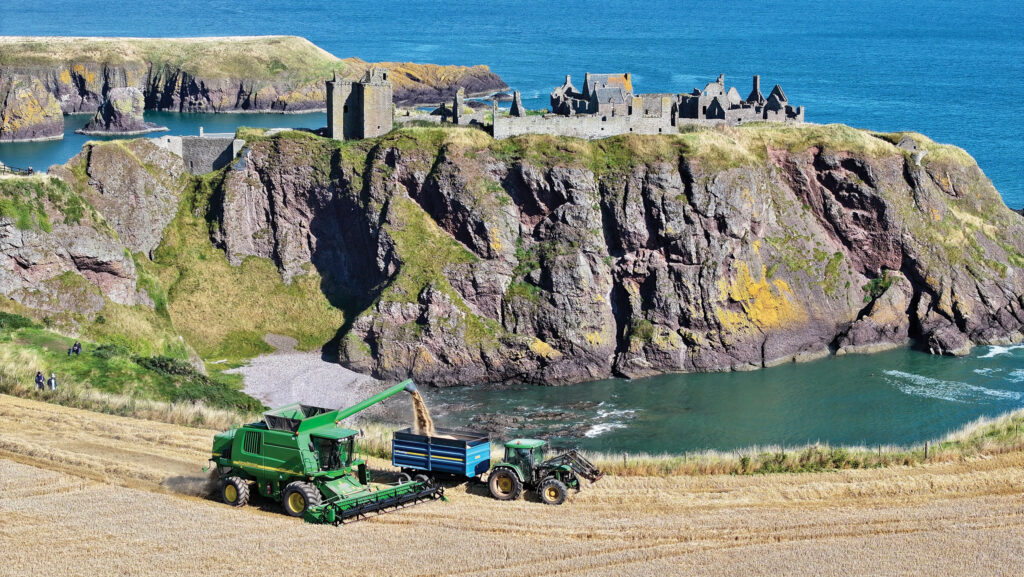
[
  {"xmin": 221, "ymin": 476, "xmax": 250, "ymax": 507},
  {"xmin": 283, "ymin": 481, "xmax": 322, "ymax": 517}
]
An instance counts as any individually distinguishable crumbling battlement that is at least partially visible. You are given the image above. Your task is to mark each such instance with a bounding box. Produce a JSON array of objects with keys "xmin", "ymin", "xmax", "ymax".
[{"xmin": 495, "ymin": 73, "xmax": 804, "ymax": 140}]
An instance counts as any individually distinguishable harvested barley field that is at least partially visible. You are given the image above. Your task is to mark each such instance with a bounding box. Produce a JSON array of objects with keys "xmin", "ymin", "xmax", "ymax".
[{"xmin": 2, "ymin": 393, "xmax": 1024, "ymax": 576}]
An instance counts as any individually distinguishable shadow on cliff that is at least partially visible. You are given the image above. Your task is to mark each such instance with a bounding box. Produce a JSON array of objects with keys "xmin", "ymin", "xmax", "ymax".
[{"xmin": 310, "ymin": 147, "xmax": 389, "ymax": 364}]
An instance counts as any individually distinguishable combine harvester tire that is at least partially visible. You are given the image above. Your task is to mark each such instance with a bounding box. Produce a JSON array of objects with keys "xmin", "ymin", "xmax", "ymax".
[
  {"xmin": 283, "ymin": 482, "xmax": 322, "ymax": 517},
  {"xmin": 221, "ymin": 476, "xmax": 250, "ymax": 507}
]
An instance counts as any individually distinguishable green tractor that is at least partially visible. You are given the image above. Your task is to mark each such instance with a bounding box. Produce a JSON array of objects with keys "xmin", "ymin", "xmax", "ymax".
[
  {"xmin": 487, "ymin": 438, "xmax": 603, "ymax": 505},
  {"xmin": 210, "ymin": 380, "xmax": 443, "ymax": 524}
]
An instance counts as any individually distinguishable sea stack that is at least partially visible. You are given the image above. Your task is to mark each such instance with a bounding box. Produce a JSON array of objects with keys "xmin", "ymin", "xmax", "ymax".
[{"xmin": 77, "ymin": 87, "xmax": 167, "ymax": 136}]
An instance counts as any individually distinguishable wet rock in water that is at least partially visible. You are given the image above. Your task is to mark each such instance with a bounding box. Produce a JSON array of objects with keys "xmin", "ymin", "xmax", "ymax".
[{"xmin": 77, "ymin": 87, "xmax": 168, "ymax": 136}]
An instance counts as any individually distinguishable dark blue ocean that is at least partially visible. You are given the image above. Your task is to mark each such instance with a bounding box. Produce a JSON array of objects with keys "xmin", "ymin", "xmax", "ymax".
[
  {"xmin": 2, "ymin": 0, "xmax": 1022, "ymax": 207},
  {"xmin": 3, "ymin": 1, "xmax": 1024, "ymax": 452}
]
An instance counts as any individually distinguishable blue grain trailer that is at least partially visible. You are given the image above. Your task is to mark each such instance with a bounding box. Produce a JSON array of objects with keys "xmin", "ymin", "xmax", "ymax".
[{"xmin": 392, "ymin": 427, "xmax": 491, "ymax": 480}]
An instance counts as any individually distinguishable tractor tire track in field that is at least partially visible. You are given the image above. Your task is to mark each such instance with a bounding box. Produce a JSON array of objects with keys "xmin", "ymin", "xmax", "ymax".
[{"xmin": 3, "ymin": 393, "xmax": 1024, "ymax": 576}]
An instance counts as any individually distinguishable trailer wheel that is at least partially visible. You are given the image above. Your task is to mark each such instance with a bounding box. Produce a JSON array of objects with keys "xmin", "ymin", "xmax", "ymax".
[
  {"xmin": 396, "ymin": 472, "xmax": 412, "ymax": 484},
  {"xmin": 221, "ymin": 476, "xmax": 249, "ymax": 507},
  {"xmin": 413, "ymin": 474, "xmax": 431, "ymax": 485},
  {"xmin": 488, "ymin": 468, "xmax": 522, "ymax": 501},
  {"xmin": 282, "ymin": 481, "xmax": 321, "ymax": 517},
  {"xmin": 539, "ymin": 478, "xmax": 568, "ymax": 506}
]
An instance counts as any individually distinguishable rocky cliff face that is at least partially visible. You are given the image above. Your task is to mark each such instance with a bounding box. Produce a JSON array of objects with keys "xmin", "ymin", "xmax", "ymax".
[
  {"xmin": 0, "ymin": 74, "xmax": 64, "ymax": 142},
  {"xmin": 209, "ymin": 126, "xmax": 1024, "ymax": 386},
  {"xmin": 0, "ymin": 176, "xmax": 142, "ymax": 315},
  {"xmin": 0, "ymin": 37, "xmax": 508, "ymax": 141}
]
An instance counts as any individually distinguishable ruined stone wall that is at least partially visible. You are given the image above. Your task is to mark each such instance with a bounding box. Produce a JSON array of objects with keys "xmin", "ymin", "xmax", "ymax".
[
  {"xmin": 493, "ymin": 113, "xmax": 676, "ymax": 140},
  {"xmin": 153, "ymin": 136, "xmax": 244, "ymax": 174}
]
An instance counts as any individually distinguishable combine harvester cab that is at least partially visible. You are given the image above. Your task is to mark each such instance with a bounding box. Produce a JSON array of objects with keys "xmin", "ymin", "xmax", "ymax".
[{"xmin": 210, "ymin": 380, "xmax": 444, "ymax": 525}]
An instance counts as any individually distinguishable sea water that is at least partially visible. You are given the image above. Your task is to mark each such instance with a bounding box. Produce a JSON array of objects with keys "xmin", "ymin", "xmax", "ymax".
[{"xmin": 2, "ymin": 0, "xmax": 1023, "ymax": 452}]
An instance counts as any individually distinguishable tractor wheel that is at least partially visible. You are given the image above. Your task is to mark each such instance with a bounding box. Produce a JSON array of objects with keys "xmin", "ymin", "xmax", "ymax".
[
  {"xmin": 488, "ymin": 468, "xmax": 523, "ymax": 501},
  {"xmin": 282, "ymin": 481, "xmax": 321, "ymax": 517},
  {"xmin": 538, "ymin": 478, "xmax": 568, "ymax": 506},
  {"xmin": 221, "ymin": 476, "xmax": 249, "ymax": 507},
  {"xmin": 396, "ymin": 472, "xmax": 412, "ymax": 484}
]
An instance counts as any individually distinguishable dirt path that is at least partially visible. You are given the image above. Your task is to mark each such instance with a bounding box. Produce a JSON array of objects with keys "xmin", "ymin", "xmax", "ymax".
[{"xmin": 2, "ymin": 394, "xmax": 1024, "ymax": 576}]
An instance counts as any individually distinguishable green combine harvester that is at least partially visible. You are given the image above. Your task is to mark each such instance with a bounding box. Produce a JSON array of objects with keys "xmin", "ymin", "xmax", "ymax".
[{"xmin": 209, "ymin": 379, "xmax": 443, "ymax": 525}]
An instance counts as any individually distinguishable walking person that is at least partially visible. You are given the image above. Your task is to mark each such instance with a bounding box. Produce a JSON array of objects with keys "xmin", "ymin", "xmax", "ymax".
[
  {"xmin": 34, "ymin": 371, "xmax": 44, "ymax": 391},
  {"xmin": 47, "ymin": 373, "xmax": 57, "ymax": 391}
]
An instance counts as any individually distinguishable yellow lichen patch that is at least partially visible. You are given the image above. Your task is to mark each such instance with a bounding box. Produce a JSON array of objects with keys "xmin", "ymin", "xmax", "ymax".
[
  {"xmin": 592, "ymin": 293, "xmax": 606, "ymax": 304},
  {"xmin": 488, "ymin": 227, "xmax": 503, "ymax": 252},
  {"xmin": 930, "ymin": 208, "xmax": 942, "ymax": 221},
  {"xmin": 585, "ymin": 331, "xmax": 604, "ymax": 346},
  {"xmin": 716, "ymin": 261, "xmax": 805, "ymax": 332},
  {"xmin": 752, "ymin": 239, "xmax": 762, "ymax": 254},
  {"xmin": 59, "ymin": 69, "xmax": 71, "ymax": 84},
  {"xmin": 412, "ymin": 346, "xmax": 435, "ymax": 372},
  {"xmin": 529, "ymin": 338, "xmax": 562, "ymax": 360}
]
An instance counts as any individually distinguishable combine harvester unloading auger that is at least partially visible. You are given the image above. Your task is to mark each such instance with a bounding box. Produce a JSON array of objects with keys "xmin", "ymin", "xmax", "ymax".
[{"xmin": 210, "ymin": 379, "xmax": 444, "ymax": 525}]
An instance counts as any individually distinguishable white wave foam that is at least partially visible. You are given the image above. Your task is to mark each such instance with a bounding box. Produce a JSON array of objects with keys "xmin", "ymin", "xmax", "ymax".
[
  {"xmin": 584, "ymin": 422, "xmax": 628, "ymax": 438},
  {"xmin": 883, "ymin": 370, "xmax": 1022, "ymax": 403},
  {"xmin": 596, "ymin": 409, "xmax": 636, "ymax": 419},
  {"xmin": 977, "ymin": 344, "xmax": 1024, "ymax": 358},
  {"xmin": 973, "ymin": 368, "xmax": 999, "ymax": 376},
  {"xmin": 1009, "ymin": 369, "xmax": 1024, "ymax": 384}
]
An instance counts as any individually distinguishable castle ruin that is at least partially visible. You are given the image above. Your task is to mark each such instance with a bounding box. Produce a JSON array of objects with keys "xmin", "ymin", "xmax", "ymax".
[
  {"xmin": 493, "ymin": 73, "xmax": 804, "ymax": 140},
  {"xmin": 326, "ymin": 68, "xmax": 394, "ymax": 140}
]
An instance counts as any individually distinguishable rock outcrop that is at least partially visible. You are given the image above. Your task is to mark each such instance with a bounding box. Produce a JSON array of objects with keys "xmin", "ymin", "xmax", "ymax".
[
  {"xmin": 208, "ymin": 125, "xmax": 1024, "ymax": 386},
  {"xmin": 0, "ymin": 74, "xmax": 64, "ymax": 142},
  {"xmin": 50, "ymin": 139, "xmax": 188, "ymax": 256},
  {"xmin": 0, "ymin": 176, "xmax": 142, "ymax": 315},
  {"xmin": 76, "ymin": 87, "xmax": 167, "ymax": 135}
]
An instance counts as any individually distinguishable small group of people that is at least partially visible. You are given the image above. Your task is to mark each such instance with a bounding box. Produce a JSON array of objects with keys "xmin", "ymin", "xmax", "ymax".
[
  {"xmin": 34, "ymin": 371, "xmax": 57, "ymax": 391},
  {"xmin": 67, "ymin": 341, "xmax": 82, "ymax": 356}
]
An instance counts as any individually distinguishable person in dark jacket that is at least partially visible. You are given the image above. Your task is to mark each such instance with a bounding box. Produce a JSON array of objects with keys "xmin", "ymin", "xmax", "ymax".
[
  {"xmin": 47, "ymin": 373, "xmax": 57, "ymax": 391},
  {"xmin": 72, "ymin": 341, "xmax": 81, "ymax": 355},
  {"xmin": 34, "ymin": 371, "xmax": 45, "ymax": 390}
]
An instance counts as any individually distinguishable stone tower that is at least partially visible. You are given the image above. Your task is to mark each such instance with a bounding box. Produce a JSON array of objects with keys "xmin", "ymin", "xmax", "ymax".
[
  {"xmin": 452, "ymin": 87, "xmax": 465, "ymax": 125},
  {"xmin": 326, "ymin": 68, "xmax": 394, "ymax": 140}
]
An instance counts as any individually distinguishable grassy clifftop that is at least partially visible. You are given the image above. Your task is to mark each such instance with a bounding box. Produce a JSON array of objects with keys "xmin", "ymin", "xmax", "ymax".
[{"xmin": 0, "ymin": 35, "xmax": 507, "ymax": 101}]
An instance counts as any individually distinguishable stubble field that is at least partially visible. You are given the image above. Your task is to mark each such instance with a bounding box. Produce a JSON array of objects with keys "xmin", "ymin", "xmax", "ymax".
[{"xmin": 2, "ymin": 393, "xmax": 1024, "ymax": 576}]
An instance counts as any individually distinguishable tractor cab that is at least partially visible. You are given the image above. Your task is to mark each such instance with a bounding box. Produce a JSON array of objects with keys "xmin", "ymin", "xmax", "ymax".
[{"xmin": 503, "ymin": 439, "xmax": 547, "ymax": 481}]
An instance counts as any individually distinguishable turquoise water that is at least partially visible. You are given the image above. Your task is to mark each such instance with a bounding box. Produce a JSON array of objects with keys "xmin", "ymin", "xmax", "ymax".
[
  {"xmin": 2, "ymin": 1, "xmax": 1024, "ymax": 452},
  {"xmin": 429, "ymin": 345, "xmax": 1024, "ymax": 453}
]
